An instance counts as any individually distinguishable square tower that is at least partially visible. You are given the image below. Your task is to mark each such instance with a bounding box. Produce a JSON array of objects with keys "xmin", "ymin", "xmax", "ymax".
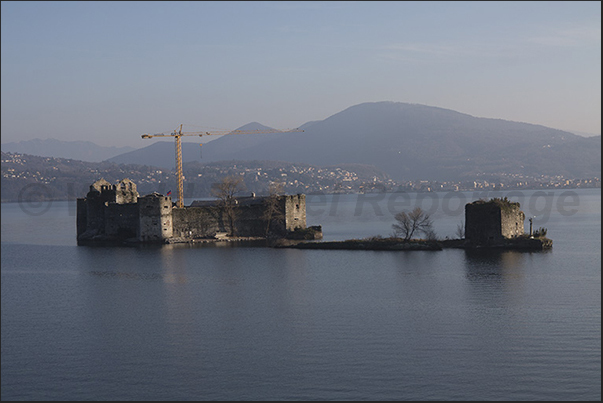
[
  {"xmin": 465, "ymin": 198, "xmax": 525, "ymax": 245},
  {"xmin": 138, "ymin": 193, "xmax": 173, "ymax": 242}
]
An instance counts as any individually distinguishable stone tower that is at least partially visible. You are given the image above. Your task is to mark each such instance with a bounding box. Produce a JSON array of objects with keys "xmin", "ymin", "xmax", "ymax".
[
  {"xmin": 283, "ymin": 194, "xmax": 306, "ymax": 231},
  {"xmin": 77, "ymin": 178, "xmax": 140, "ymax": 243},
  {"xmin": 138, "ymin": 193, "xmax": 173, "ymax": 242},
  {"xmin": 115, "ymin": 178, "xmax": 138, "ymax": 204},
  {"xmin": 465, "ymin": 198, "xmax": 525, "ymax": 245}
]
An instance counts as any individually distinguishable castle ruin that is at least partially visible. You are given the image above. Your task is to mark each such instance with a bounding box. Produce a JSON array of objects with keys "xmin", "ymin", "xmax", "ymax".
[
  {"xmin": 77, "ymin": 178, "xmax": 314, "ymax": 245},
  {"xmin": 464, "ymin": 198, "xmax": 525, "ymax": 246}
]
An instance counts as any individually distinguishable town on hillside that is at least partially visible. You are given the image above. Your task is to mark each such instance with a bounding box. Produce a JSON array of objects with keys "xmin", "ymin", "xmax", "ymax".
[{"xmin": 1, "ymin": 151, "xmax": 600, "ymax": 203}]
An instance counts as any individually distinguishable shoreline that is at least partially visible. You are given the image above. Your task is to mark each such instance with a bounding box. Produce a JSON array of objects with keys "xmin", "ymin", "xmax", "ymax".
[
  {"xmin": 275, "ymin": 237, "xmax": 553, "ymax": 251},
  {"xmin": 2, "ymin": 185, "xmax": 600, "ymax": 204},
  {"xmin": 78, "ymin": 236, "xmax": 552, "ymax": 251}
]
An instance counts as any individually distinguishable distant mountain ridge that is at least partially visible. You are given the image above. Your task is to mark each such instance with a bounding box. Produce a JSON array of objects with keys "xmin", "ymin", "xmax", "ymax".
[
  {"xmin": 110, "ymin": 122, "xmax": 278, "ymax": 169},
  {"xmin": 107, "ymin": 102, "xmax": 601, "ymax": 181},
  {"xmin": 1, "ymin": 138, "xmax": 136, "ymax": 162}
]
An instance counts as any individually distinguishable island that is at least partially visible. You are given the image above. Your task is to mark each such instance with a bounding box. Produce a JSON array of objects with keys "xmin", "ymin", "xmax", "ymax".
[{"xmin": 76, "ymin": 179, "xmax": 550, "ymax": 251}]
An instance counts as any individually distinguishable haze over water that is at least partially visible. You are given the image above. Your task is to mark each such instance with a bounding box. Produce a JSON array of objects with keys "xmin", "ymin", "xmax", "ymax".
[{"xmin": 1, "ymin": 189, "xmax": 600, "ymax": 400}]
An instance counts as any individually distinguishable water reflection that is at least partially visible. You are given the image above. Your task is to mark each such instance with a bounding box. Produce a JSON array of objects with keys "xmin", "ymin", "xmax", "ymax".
[
  {"xmin": 463, "ymin": 249, "xmax": 526, "ymax": 282},
  {"xmin": 463, "ymin": 249, "xmax": 551, "ymax": 282},
  {"xmin": 159, "ymin": 244, "xmax": 190, "ymax": 284}
]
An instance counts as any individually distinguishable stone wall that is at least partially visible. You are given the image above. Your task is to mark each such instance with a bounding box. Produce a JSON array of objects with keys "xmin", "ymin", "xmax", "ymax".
[
  {"xmin": 114, "ymin": 178, "xmax": 138, "ymax": 204},
  {"xmin": 500, "ymin": 208, "xmax": 525, "ymax": 239},
  {"xmin": 465, "ymin": 199, "xmax": 525, "ymax": 245},
  {"xmin": 138, "ymin": 194, "xmax": 173, "ymax": 242},
  {"xmin": 77, "ymin": 179, "xmax": 310, "ymax": 244},
  {"xmin": 172, "ymin": 203, "xmax": 281, "ymax": 238},
  {"xmin": 105, "ymin": 203, "xmax": 139, "ymax": 240},
  {"xmin": 83, "ymin": 197, "xmax": 106, "ymax": 238},
  {"xmin": 76, "ymin": 198, "xmax": 88, "ymax": 239},
  {"xmin": 172, "ymin": 207, "xmax": 221, "ymax": 238},
  {"xmin": 236, "ymin": 204, "xmax": 273, "ymax": 237},
  {"xmin": 181, "ymin": 194, "xmax": 306, "ymax": 238},
  {"xmin": 284, "ymin": 194, "xmax": 306, "ymax": 231}
]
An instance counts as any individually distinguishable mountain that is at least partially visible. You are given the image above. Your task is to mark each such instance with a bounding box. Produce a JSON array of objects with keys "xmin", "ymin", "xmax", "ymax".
[
  {"xmin": 570, "ymin": 130, "xmax": 601, "ymax": 138},
  {"xmin": 106, "ymin": 102, "xmax": 601, "ymax": 180},
  {"xmin": 107, "ymin": 122, "xmax": 284, "ymax": 168},
  {"xmin": 1, "ymin": 138, "xmax": 136, "ymax": 162}
]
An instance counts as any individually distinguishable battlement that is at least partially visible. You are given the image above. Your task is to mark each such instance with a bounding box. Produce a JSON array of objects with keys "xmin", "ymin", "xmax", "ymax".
[{"xmin": 86, "ymin": 178, "xmax": 138, "ymax": 204}]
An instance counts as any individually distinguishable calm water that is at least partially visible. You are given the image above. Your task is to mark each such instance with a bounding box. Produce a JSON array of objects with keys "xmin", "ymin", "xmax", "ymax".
[{"xmin": 2, "ymin": 189, "xmax": 600, "ymax": 400}]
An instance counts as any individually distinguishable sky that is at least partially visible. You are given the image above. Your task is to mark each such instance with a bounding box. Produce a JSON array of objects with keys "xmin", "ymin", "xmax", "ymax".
[{"xmin": 1, "ymin": 1, "xmax": 601, "ymax": 148}]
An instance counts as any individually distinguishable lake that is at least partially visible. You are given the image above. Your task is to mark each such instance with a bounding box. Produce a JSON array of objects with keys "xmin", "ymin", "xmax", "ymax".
[{"xmin": 1, "ymin": 188, "xmax": 600, "ymax": 400}]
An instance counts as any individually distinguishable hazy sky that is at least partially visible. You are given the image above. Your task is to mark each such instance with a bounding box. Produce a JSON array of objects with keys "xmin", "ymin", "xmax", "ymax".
[{"xmin": 1, "ymin": 1, "xmax": 600, "ymax": 148}]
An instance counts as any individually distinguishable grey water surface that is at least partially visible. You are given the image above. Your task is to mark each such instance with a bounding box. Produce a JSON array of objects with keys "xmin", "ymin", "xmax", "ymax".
[{"xmin": 2, "ymin": 189, "xmax": 600, "ymax": 400}]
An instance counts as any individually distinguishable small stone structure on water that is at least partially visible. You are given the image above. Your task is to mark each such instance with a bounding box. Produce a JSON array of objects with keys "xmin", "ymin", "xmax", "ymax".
[
  {"xmin": 465, "ymin": 197, "xmax": 525, "ymax": 245},
  {"xmin": 286, "ymin": 197, "xmax": 551, "ymax": 251},
  {"xmin": 463, "ymin": 197, "xmax": 551, "ymax": 249},
  {"xmin": 77, "ymin": 178, "xmax": 321, "ymax": 245}
]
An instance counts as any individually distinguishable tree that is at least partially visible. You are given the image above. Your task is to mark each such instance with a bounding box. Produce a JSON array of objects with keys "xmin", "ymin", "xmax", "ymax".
[
  {"xmin": 392, "ymin": 207, "xmax": 435, "ymax": 241},
  {"xmin": 533, "ymin": 227, "xmax": 547, "ymax": 238},
  {"xmin": 262, "ymin": 181, "xmax": 286, "ymax": 237},
  {"xmin": 211, "ymin": 176, "xmax": 246, "ymax": 236}
]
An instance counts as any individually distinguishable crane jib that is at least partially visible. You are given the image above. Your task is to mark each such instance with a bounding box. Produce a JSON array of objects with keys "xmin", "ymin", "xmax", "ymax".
[{"xmin": 141, "ymin": 125, "xmax": 303, "ymax": 208}]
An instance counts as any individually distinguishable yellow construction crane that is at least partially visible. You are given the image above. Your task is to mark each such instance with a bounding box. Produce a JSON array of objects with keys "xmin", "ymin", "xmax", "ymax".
[{"xmin": 142, "ymin": 124, "xmax": 303, "ymax": 208}]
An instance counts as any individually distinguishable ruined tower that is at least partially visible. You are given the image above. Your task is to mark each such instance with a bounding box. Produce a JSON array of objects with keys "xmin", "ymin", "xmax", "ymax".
[
  {"xmin": 138, "ymin": 193, "xmax": 173, "ymax": 242},
  {"xmin": 77, "ymin": 178, "xmax": 139, "ymax": 243},
  {"xmin": 465, "ymin": 198, "xmax": 525, "ymax": 246}
]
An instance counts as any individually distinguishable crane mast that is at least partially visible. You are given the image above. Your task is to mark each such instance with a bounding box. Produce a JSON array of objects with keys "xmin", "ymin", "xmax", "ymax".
[{"xmin": 141, "ymin": 124, "xmax": 303, "ymax": 208}]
